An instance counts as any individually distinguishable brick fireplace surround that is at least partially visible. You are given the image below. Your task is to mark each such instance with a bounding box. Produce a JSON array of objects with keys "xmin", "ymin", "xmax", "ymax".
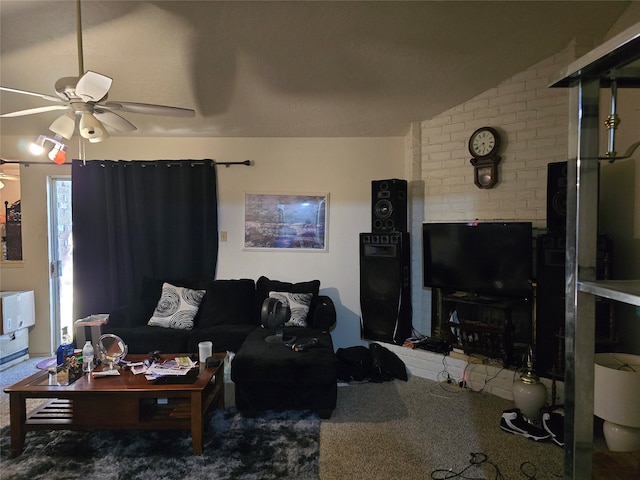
[{"xmin": 386, "ymin": 343, "xmax": 563, "ymax": 406}]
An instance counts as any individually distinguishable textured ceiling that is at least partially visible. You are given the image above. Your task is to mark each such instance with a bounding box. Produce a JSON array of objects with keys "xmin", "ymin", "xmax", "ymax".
[{"xmin": 0, "ymin": 1, "xmax": 632, "ymax": 139}]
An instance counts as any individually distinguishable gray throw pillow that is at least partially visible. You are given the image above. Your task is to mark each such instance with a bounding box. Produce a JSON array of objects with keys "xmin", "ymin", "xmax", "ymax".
[
  {"xmin": 269, "ymin": 291, "xmax": 313, "ymax": 327},
  {"xmin": 148, "ymin": 282, "xmax": 206, "ymax": 330}
]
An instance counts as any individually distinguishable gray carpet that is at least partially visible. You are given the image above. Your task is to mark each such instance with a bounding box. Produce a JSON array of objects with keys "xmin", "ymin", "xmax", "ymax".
[
  {"xmin": 1, "ymin": 358, "xmax": 564, "ymax": 479},
  {"xmin": 0, "ymin": 408, "xmax": 319, "ymax": 480},
  {"xmin": 319, "ymin": 379, "xmax": 564, "ymax": 479}
]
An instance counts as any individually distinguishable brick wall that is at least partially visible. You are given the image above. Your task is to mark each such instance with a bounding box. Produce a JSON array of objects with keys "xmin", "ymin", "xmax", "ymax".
[
  {"xmin": 417, "ymin": 48, "xmax": 573, "ymax": 225},
  {"xmin": 407, "ymin": 44, "xmax": 578, "ymax": 339},
  {"xmin": 384, "ymin": 342, "xmax": 562, "ymax": 404}
]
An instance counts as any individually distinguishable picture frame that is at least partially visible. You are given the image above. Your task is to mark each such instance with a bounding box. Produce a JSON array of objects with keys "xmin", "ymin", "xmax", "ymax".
[{"xmin": 244, "ymin": 192, "xmax": 328, "ymax": 251}]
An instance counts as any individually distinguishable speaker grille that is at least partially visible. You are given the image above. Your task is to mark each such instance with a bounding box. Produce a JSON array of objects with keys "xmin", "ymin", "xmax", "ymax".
[
  {"xmin": 359, "ymin": 232, "xmax": 412, "ymax": 344},
  {"xmin": 372, "ymin": 179, "xmax": 407, "ymax": 233},
  {"xmin": 546, "ymin": 162, "xmax": 567, "ymax": 234}
]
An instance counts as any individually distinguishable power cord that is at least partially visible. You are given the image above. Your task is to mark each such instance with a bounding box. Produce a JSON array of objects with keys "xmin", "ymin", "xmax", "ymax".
[
  {"xmin": 462, "ymin": 362, "xmax": 506, "ymax": 393},
  {"xmin": 430, "ymin": 452, "xmax": 505, "ymax": 479},
  {"xmin": 430, "ymin": 453, "xmax": 562, "ymax": 479},
  {"xmin": 436, "ymin": 355, "xmax": 466, "ymax": 393}
]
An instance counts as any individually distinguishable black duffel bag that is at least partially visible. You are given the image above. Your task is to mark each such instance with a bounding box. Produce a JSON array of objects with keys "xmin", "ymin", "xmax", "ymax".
[{"xmin": 336, "ymin": 345, "xmax": 372, "ymax": 382}]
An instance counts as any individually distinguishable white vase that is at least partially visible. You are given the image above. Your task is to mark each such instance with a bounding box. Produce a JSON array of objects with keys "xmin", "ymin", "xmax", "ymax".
[
  {"xmin": 513, "ymin": 377, "xmax": 547, "ymax": 422},
  {"xmin": 512, "ymin": 346, "xmax": 547, "ymax": 423}
]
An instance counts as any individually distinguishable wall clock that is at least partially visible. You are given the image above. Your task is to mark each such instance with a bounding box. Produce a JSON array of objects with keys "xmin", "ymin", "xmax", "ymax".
[
  {"xmin": 469, "ymin": 127, "xmax": 502, "ymax": 189},
  {"xmin": 469, "ymin": 127, "xmax": 500, "ymax": 159}
]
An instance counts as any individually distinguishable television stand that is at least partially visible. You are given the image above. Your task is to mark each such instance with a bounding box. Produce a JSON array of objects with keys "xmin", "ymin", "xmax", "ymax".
[{"xmin": 432, "ymin": 289, "xmax": 532, "ymax": 367}]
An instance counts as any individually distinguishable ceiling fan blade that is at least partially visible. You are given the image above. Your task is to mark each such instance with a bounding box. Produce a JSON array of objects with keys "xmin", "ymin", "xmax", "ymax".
[
  {"xmin": 103, "ymin": 101, "xmax": 195, "ymax": 117},
  {"xmin": 76, "ymin": 71, "xmax": 112, "ymax": 102},
  {"xmin": 0, "ymin": 173, "xmax": 19, "ymax": 181},
  {"xmin": 1, "ymin": 105, "xmax": 71, "ymax": 118},
  {"xmin": 93, "ymin": 109, "xmax": 137, "ymax": 132},
  {"xmin": 0, "ymin": 86, "xmax": 64, "ymax": 103}
]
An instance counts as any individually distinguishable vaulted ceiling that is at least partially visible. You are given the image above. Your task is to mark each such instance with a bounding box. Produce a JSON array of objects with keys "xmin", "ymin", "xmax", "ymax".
[{"xmin": 0, "ymin": 1, "xmax": 633, "ymax": 138}]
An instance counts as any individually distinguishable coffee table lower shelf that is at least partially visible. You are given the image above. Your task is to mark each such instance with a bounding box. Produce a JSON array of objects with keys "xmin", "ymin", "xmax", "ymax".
[{"xmin": 24, "ymin": 382, "xmax": 223, "ymax": 430}]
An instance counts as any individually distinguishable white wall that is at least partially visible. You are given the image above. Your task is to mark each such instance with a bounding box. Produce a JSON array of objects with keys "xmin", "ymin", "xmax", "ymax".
[
  {"xmin": 0, "ymin": 136, "xmax": 405, "ymax": 355},
  {"xmin": 0, "ymin": 160, "xmax": 65, "ymax": 356}
]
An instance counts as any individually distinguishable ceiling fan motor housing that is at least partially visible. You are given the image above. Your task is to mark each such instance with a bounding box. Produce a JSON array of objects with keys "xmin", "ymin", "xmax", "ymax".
[{"xmin": 54, "ymin": 77, "xmax": 83, "ymax": 101}]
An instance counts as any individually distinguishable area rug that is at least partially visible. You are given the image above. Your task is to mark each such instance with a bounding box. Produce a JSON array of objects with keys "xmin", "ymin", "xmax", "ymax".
[{"xmin": 0, "ymin": 408, "xmax": 319, "ymax": 480}]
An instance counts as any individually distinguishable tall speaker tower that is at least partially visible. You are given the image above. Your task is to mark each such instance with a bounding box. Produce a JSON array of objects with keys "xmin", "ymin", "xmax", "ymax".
[
  {"xmin": 360, "ymin": 179, "xmax": 411, "ymax": 345},
  {"xmin": 359, "ymin": 232, "xmax": 412, "ymax": 344}
]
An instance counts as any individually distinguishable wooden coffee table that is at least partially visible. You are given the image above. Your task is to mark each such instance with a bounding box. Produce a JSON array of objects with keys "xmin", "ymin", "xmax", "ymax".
[{"xmin": 3, "ymin": 353, "xmax": 225, "ymax": 457}]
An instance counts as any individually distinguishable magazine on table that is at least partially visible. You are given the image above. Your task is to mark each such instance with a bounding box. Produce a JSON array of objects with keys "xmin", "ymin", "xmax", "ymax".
[{"xmin": 144, "ymin": 356, "xmax": 196, "ymax": 379}]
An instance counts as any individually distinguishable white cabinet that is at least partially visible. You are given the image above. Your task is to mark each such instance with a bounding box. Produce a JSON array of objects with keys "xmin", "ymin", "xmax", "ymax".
[{"xmin": 0, "ymin": 290, "xmax": 35, "ymax": 335}]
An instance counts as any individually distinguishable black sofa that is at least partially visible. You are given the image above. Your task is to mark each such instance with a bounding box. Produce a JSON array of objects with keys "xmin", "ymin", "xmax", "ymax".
[
  {"xmin": 105, "ymin": 276, "xmax": 336, "ymax": 357},
  {"xmin": 105, "ymin": 275, "xmax": 338, "ymax": 417}
]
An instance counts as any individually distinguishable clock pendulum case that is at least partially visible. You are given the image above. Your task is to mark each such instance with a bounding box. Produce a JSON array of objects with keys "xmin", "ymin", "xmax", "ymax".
[{"xmin": 468, "ymin": 126, "xmax": 501, "ymax": 189}]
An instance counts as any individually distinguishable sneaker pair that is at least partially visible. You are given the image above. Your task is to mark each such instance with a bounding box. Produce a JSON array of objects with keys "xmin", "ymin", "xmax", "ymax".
[
  {"xmin": 542, "ymin": 411, "xmax": 564, "ymax": 446},
  {"xmin": 500, "ymin": 408, "xmax": 550, "ymax": 441}
]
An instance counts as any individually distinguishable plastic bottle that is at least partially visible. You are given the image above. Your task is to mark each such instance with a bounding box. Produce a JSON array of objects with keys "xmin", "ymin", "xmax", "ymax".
[
  {"xmin": 82, "ymin": 341, "xmax": 94, "ymax": 372},
  {"xmin": 56, "ymin": 327, "xmax": 74, "ymax": 366}
]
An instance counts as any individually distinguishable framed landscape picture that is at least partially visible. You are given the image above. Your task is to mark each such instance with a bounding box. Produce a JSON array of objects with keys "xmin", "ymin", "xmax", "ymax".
[{"xmin": 244, "ymin": 193, "xmax": 328, "ymax": 251}]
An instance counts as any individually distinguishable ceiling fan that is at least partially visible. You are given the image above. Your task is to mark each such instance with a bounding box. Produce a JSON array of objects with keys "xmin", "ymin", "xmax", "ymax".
[
  {"xmin": 0, "ymin": 170, "xmax": 18, "ymax": 190},
  {"xmin": 0, "ymin": 0, "xmax": 195, "ymax": 144}
]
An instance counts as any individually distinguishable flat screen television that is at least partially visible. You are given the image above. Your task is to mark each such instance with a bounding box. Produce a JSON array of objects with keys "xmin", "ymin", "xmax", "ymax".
[{"xmin": 422, "ymin": 221, "xmax": 533, "ymax": 298}]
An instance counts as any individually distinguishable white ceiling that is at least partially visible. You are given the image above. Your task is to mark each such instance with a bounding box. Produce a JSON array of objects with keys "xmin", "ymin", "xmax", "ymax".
[{"xmin": 0, "ymin": 1, "xmax": 633, "ymax": 139}]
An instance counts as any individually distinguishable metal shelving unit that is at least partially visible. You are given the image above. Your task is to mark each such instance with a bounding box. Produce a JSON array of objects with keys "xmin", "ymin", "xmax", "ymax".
[{"xmin": 549, "ymin": 23, "xmax": 640, "ymax": 480}]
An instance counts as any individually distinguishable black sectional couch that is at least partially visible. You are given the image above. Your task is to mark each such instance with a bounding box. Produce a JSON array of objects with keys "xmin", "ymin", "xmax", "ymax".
[
  {"xmin": 104, "ymin": 276, "xmax": 338, "ymax": 417},
  {"xmin": 105, "ymin": 276, "xmax": 336, "ymax": 355},
  {"xmin": 105, "ymin": 278, "xmax": 259, "ymax": 355}
]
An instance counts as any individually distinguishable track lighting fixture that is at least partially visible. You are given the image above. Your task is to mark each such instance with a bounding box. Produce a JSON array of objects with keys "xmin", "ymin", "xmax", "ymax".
[{"xmin": 28, "ymin": 134, "xmax": 68, "ymax": 164}]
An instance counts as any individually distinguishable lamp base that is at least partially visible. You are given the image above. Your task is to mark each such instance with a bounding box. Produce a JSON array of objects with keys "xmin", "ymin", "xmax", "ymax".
[
  {"xmin": 602, "ymin": 420, "xmax": 640, "ymax": 452},
  {"xmin": 512, "ymin": 379, "xmax": 547, "ymax": 423}
]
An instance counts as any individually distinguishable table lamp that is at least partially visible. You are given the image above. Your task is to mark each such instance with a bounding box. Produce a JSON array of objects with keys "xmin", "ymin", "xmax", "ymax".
[{"xmin": 594, "ymin": 353, "xmax": 640, "ymax": 451}]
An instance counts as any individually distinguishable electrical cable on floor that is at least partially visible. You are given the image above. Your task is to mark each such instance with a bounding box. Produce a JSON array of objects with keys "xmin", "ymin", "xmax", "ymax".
[
  {"xmin": 462, "ymin": 362, "xmax": 507, "ymax": 393},
  {"xmin": 430, "ymin": 452, "xmax": 505, "ymax": 479},
  {"xmin": 428, "ymin": 355, "xmax": 465, "ymax": 397},
  {"xmin": 519, "ymin": 460, "xmax": 563, "ymax": 479},
  {"xmin": 430, "ymin": 453, "xmax": 562, "ymax": 480}
]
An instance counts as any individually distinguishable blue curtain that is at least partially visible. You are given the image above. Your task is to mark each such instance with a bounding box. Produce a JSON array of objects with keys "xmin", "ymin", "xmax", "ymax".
[{"xmin": 71, "ymin": 160, "xmax": 218, "ymax": 319}]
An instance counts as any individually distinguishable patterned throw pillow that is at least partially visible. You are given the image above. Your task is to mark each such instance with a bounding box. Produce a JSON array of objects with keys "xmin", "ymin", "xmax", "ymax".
[
  {"xmin": 269, "ymin": 291, "xmax": 313, "ymax": 327},
  {"xmin": 148, "ymin": 282, "xmax": 206, "ymax": 330}
]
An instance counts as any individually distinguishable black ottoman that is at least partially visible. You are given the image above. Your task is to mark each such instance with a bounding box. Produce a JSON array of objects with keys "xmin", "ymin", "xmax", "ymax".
[{"xmin": 231, "ymin": 326, "xmax": 337, "ymax": 419}]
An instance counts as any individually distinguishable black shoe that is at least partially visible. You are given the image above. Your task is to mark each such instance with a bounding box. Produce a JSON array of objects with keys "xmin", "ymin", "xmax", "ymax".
[
  {"xmin": 500, "ymin": 409, "xmax": 550, "ymax": 441},
  {"xmin": 542, "ymin": 411, "xmax": 564, "ymax": 446}
]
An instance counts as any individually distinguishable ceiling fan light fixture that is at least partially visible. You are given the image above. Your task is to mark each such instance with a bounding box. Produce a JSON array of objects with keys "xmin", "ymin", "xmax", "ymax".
[
  {"xmin": 79, "ymin": 113, "xmax": 107, "ymax": 140},
  {"xmin": 88, "ymin": 128, "xmax": 109, "ymax": 143},
  {"xmin": 49, "ymin": 113, "xmax": 76, "ymax": 139}
]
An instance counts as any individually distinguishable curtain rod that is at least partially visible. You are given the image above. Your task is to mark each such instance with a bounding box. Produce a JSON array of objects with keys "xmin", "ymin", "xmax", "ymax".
[{"xmin": 0, "ymin": 159, "xmax": 253, "ymax": 167}]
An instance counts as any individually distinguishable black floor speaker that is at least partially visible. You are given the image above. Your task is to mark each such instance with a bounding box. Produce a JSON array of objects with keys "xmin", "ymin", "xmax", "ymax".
[
  {"xmin": 535, "ymin": 233, "xmax": 613, "ymax": 374},
  {"xmin": 359, "ymin": 232, "xmax": 412, "ymax": 345},
  {"xmin": 372, "ymin": 179, "xmax": 408, "ymax": 233},
  {"xmin": 535, "ymin": 233, "xmax": 566, "ymax": 374},
  {"xmin": 547, "ymin": 162, "xmax": 567, "ymax": 234}
]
